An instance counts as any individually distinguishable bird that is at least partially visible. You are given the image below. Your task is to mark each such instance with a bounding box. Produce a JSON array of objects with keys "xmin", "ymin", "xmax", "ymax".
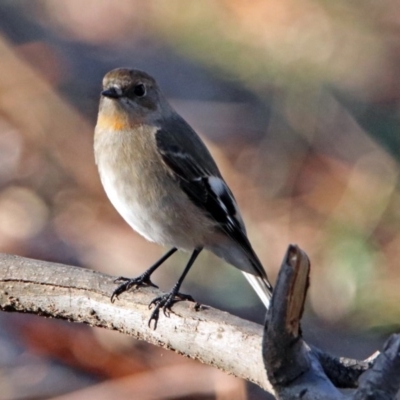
[{"xmin": 94, "ymin": 68, "xmax": 273, "ymax": 328}]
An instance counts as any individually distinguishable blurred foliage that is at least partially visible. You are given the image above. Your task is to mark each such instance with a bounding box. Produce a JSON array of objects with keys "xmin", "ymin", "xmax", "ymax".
[
  {"xmin": 334, "ymin": 90, "xmax": 400, "ymax": 162},
  {"xmin": 0, "ymin": 0, "xmax": 400, "ymax": 399}
]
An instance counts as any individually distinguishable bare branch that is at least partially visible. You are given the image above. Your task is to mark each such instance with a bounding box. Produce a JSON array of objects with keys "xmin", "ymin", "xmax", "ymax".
[
  {"xmin": 1, "ymin": 249, "xmax": 397, "ymax": 399},
  {"xmin": 354, "ymin": 334, "xmax": 400, "ymax": 400},
  {"xmin": 0, "ymin": 252, "xmax": 272, "ymax": 392},
  {"xmin": 263, "ymin": 245, "xmax": 343, "ymax": 399},
  {"xmin": 312, "ymin": 346, "xmax": 375, "ymax": 388},
  {"xmin": 263, "ymin": 245, "xmax": 311, "ymax": 386},
  {"xmin": 262, "ymin": 245, "xmax": 400, "ymax": 399}
]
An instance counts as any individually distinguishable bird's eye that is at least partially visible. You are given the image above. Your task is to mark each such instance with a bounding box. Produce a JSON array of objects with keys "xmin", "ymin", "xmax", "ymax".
[{"xmin": 133, "ymin": 83, "xmax": 146, "ymax": 97}]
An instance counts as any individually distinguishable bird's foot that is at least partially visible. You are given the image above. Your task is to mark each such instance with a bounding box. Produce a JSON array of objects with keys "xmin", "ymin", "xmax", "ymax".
[
  {"xmin": 148, "ymin": 291, "xmax": 195, "ymax": 329},
  {"xmin": 111, "ymin": 273, "xmax": 158, "ymax": 303}
]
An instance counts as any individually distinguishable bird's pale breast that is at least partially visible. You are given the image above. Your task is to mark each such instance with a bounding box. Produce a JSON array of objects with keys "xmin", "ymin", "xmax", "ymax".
[{"xmin": 94, "ymin": 125, "xmax": 216, "ymax": 250}]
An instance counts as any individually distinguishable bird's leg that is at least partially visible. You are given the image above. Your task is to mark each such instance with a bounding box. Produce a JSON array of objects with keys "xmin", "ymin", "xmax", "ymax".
[
  {"xmin": 111, "ymin": 247, "xmax": 177, "ymax": 302},
  {"xmin": 148, "ymin": 247, "xmax": 202, "ymax": 329}
]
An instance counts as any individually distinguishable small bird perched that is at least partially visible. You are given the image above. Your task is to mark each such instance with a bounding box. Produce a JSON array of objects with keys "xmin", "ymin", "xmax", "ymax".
[{"xmin": 94, "ymin": 68, "xmax": 273, "ymax": 328}]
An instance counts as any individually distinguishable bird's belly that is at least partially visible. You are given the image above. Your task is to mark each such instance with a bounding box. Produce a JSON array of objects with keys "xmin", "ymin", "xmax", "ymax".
[
  {"xmin": 101, "ymin": 172, "xmax": 162, "ymax": 242},
  {"xmin": 100, "ymin": 169, "xmax": 214, "ymax": 250}
]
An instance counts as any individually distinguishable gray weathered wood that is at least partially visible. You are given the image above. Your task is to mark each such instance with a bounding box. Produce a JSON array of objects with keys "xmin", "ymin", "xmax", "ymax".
[
  {"xmin": 1, "ymin": 249, "xmax": 397, "ymax": 398},
  {"xmin": 0, "ymin": 253, "xmax": 272, "ymax": 392}
]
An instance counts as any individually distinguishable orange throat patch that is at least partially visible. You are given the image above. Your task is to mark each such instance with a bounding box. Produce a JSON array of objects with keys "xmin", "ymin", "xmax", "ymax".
[{"xmin": 96, "ymin": 113, "xmax": 131, "ymax": 131}]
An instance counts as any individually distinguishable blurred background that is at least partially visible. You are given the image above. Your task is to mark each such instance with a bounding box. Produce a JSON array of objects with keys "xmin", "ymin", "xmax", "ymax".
[{"xmin": 0, "ymin": 0, "xmax": 400, "ymax": 399}]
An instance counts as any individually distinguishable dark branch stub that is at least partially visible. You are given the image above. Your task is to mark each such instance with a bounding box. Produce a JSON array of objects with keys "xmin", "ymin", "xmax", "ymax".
[
  {"xmin": 312, "ymin": 346, "xmax": 375, "ymax": 388},
  {"xmin": 354, "ymin": 334, "xmax": 400, "ymax": 400},
  {"xmin": 263, "ymin": 244, "xmax": 311, "ymax": 388},
  {"xmin": 286, "ymin": 245, "xmax": 309, "ymax": 337},
  {"xmin": 263, "ymin": 244, "xmax": 342, "ymax": 399},
  {"xmin": 262, "ymin": 244, "xmax": 400, "ymax": 399}
]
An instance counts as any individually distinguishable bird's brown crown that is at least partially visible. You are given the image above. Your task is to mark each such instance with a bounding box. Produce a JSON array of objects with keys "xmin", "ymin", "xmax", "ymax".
[{"xmin": 102, "ymin": 68, "xmax": 157, "ymax": 93}]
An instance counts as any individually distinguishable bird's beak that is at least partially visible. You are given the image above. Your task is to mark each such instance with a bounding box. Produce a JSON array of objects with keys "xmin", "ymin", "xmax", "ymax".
[{"xmin": 101, "ymin": 87, "xmax": 121, "ymax": 99}]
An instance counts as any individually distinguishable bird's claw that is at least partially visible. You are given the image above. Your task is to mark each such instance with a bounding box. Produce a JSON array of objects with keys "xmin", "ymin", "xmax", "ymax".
[
  {"xmin": 110, "ymin": 274, "xmax": 158, "ymax": 303},
  {"xmin": 113, "ymin": 276, "xmax": 129, "ymax": 284},
  {"xmin": 147, "ymin": 292, "xmax": 195, "ymax": 329}
]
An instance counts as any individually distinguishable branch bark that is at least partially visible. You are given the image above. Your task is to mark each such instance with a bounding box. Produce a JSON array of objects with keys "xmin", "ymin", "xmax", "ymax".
[
  {"xmin": 262, "ymin": 245, "xmax": 400, "ymax": 399},
  {"xmin": 0, "ymin": 252, "xmax": 272, "ymax": 391},
  {"xmin": 0, "ymin": 249, "xmax": 398, "ymax": 398}
]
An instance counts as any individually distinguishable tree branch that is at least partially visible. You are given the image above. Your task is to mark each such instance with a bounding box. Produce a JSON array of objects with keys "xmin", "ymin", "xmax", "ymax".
[
  {"xmin": 0, "ymin": 249, "xmax": 397, "ymax": 398},
  {"xmin": 263, "ymin": 245, "xmax": 344, "ymax": 399},
  {"xmin": 354, "ymin": 334, "xmax": 400, "ymax": 400},
  {"xmin": 262, "ymin": 245, "xmax": 400, "ymax": 399},
  {"xmin": 0, "ymin": 253, "xmax": 272, "ymax": 392}
]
